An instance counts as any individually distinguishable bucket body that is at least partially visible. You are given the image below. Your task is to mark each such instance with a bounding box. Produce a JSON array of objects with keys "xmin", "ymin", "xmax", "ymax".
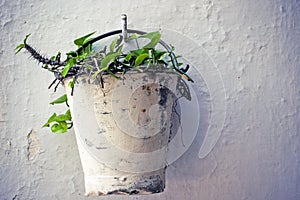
[{"xmin": 64, "ymin": 69, "xmax": 179, "ymax": 195}]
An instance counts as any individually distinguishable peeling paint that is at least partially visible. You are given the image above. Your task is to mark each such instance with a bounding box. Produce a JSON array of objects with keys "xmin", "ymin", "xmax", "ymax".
[{"xmin": 26, "ymin": 130, "xmax": 40, "ymax": 161}]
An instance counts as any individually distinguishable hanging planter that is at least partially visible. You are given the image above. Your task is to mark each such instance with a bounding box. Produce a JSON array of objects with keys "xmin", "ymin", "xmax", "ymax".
[
  {"xmin": 65, "ymin": 69, "xmax": 180, "ymax": 195},
  {"xmin": 16, "ymin": 15, "xmax": 193, "ymax": 195}
]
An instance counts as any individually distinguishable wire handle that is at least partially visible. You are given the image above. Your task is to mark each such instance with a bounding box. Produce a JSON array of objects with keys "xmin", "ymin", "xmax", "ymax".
[
  {"xmin": 75, "ymin": 29, "xmax": 182, "ymax": 74},
  {"xmin": 73, "ymin": 15, "xmax": 191, "ymax": 78}
]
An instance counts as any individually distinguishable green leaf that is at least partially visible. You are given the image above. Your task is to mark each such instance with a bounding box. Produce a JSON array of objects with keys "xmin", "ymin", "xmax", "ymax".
[
  {"xmin": 51, "ymin": 122, "xmax": 68, "ymax": 134},
  {"xmin": 54, "ymin": 113, "xmax": 71, "ymax": 122},
  {"xmin": 50, "ymin": 124, "xmax": 61, "ymax": 133},
  {"xmin": 131, "ymin": 48, "xmax": 147, "ymax": 56},
  {"xmin": 68, "ymin": 79, "xmax": 75, "ymax": 88},
  {"xmin": 109, "ymin": 38, "xmax": 118, "ymax": 52},
  {"xmin": 82, "ymin": 37, "xmax": 94, "ymax": 46},
  {"xmin": 100, "ymin": 53, "xmax": 117, "ymax": 69},
  {"xmin": 154, "ymin": 50, "xmax": 167, "ymax": 59},
  {"xmin": 74, "ymin": 32, "xmax": 95, "ymax": 47},
  {"xmin": 134, "ymin": 53, "xmax": 149, "ymax": 67},
  {"xmin": 42, "ymin": 109, "xmax": 72, "ymax": 133},
  {"xmin": 100, "ymin": 46, "xmax": 123, "ymax": 69},
  {"xmin": 65, "ymin": 109, "xmax": 72, "ymax": 117},
  {"xmin": 42, "ymin": 113, "xmax": 57, "ymax": 127},
  {"xmin": 15, "ymin": 34, "xmax": 31, "ymax": 54},
  {"xmin": 83, "ymin": 44, "xmax": 92, "ymax": 55},
  {"xmin": 124, "ymin": 53, "xmax": 133, "ymax": 62},
  {"xmin": 128, "ymin": 33, "xmax": 139, "ymax": 40},
  {"xmin": 49, "ymin": 94, "xmax": 68, "ymax": 105},
  {"xmin": 15, "ymin": 44, "xmax": 25, "ymax": 54},
  {"xmin": 77, "ymin": 52, "xmax": 88, "ymax": 60},
  {"xmin": 140, "ymin": 31, "xmax": 161, "ymax": 49},
  {"xmin": 62, "ymin": 58, "xmax": 76, "ymax": 77}
]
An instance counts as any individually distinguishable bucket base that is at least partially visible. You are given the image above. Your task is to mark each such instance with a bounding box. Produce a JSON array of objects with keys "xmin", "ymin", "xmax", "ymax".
[{"xmin": 84, "ymin": 169, "xmax": 166, "ymax": 196}]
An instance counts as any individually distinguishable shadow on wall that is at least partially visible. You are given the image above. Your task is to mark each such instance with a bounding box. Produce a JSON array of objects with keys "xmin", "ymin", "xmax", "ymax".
[{"xmin": 167, "ymin": 65, "xmax": 214, "ymax": 182}]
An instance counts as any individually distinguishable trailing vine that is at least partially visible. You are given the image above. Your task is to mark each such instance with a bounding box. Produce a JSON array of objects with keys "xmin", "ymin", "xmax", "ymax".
[{"xmin": 16, "ymin": 31, "xmax": 193, "ymax": 134}]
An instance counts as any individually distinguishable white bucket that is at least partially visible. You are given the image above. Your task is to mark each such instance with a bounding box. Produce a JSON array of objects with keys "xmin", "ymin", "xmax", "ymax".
[{"xmin": 64, "ymin": 69, "xmax": 179, "ymax": 195}]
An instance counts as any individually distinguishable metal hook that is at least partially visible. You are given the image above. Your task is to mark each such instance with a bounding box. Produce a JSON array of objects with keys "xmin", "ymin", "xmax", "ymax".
[{"xmin": 121, "ymin": 14, "xmax": 128, "ymax": 42}]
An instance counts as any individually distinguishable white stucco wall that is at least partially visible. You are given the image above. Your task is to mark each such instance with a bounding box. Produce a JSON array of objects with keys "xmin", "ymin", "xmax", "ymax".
[{"xmin": 1, "ymin": 0, "xmax": 299, "ymax": 199}]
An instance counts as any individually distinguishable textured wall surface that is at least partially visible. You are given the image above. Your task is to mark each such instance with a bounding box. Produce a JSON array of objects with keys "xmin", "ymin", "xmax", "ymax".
[{"xmin": 1, "ymin": 0, "xmax": 299, "ymax": 199}]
